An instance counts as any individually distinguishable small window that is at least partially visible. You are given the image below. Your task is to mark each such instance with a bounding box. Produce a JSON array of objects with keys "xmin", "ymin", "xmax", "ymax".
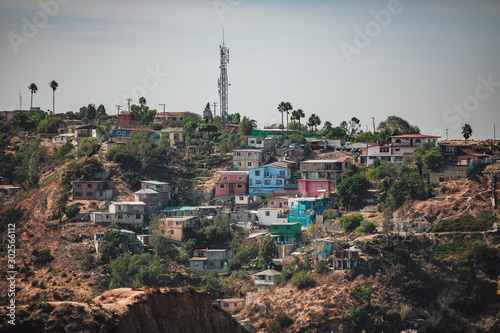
[
  {"xmin": 255, "ymin": 170, "xmax": 260, "ymax": 176},
  {"xmin": 256, "ymin": 180, "xmax": 261, "ymax": 184},
  {"xmin": 237, "ymin": 184, "xmax": 243, "ymax": 189},
  {"xmin": 271, "ymin": 201, "xmax": 276, "ymax": 206},
  {"xmin": 223, "ymin": 176, "xmax": 228, "ymax": 180},
  {"xmin": 176, "ymin": 221, "xmax": 181, "ymax": 226},
  {"xmin": 276, "ymin": 180, "xmax": 282, "ymax": 185},
  {"xmin": 237, "ymin": 176, "xmax": 243, "ymax": 180},
  {"xmin": 300, "ymin": 183, "xmax": 304, "ymax": 188},
  {"xmin": 248, "ymin": 152, "xmax": 252, "ymax": 156},
  {"xmin": 286, "ymin": 226, "xmax": 290, "ymax": 230},
  {"xmin": 265, "ymin": 171, "xmax": 270, "ymax": 177},
  {"xmin": 223, "ymin": 303, "xmax": 229, "ymax": 307},
  {"xmin": 76, "ymin": 183, "xmax": 81, "ymax": 188},
  {"xmin": 247, "ymin": 162, "xmax": 252, "ymax": 167},
  {"xmin": 320, "ymin": 184, "xmax": 325, "ymax": 189},
  {"xmin": 87, "ymin": 184, "xmax": 93, "ymax": 188},
  {"xmin": 265, "ymin": 211, "xmax": 270, "ymax": 216},
  {"xmin": 87, "ymin": 191, "xmax": 93, "ymax": 196},
  {"xmin": 273, "ymin": 226, "xmax": 278, "ymax": 230},
  {"xmin": 194, "ymin": 261, "xmax": 199, "ymax": 266},
  {"xmin": 220, "ymin": 184, "xmax": 225, "ymax": 189},
  {"xmin": 237, "ymin": 162, "xmax": 242, "ymax": 166},
  {"xmin": 75, "ymin": 192, "xmax": 82, "ymax": 196},
  {"xmin": 279, "ymin": 171, "xmax": 285, "ymax": 176},
  {"xmin": 312, "ymin": 184, "xmax": 316, "ymax": 189},
  {"xmin": 136, "ymin": 214, "xmax": 141, "ymax": 219},
  {"xmin": 236, "ymin": 152, "xmax": 241, "ymax": 157},
  {"xmin": 118, "ymin": 214, "xmax": 123, "ymax": 219},
  {"xmin": 170, "ymin": 230, "xmax": 174, "ymax": 234}
]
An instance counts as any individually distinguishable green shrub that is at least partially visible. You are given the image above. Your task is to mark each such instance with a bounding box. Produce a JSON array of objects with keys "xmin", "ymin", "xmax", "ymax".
[
  {"xmin": 315, "ymin": 261, "xmax": 328, "ymax": 275},
  {"xmin": 291, "ymin": 271, "xmax": 315, "ymax": 290},
  {"xmin": 356, "ymin": 220, "xmax": 377, "ymax": 234},
  {"xmin": 269, "ymin": 313, "xmax": 294, "ymax": 332},
  {"xmin": 432, "ymin": 211, "xmax": 496, "ymax": 232},
  {"xmin": 339, "ymin": 213, "xmax": 364, "ymax": 232},
  {"xmin": 34, "ymin": 250, "xmax": 55, "ymax": 268},
  {"xmin": 349, "ymin": 306, "xmax": 368, "ymax": 324},
  {"xmin": 65, "ymin": 205, "xmax": 80, "ymax": 219},
  {"xmin": 404, "ymin": 279, "xmax": 424, "ymax": 297}
]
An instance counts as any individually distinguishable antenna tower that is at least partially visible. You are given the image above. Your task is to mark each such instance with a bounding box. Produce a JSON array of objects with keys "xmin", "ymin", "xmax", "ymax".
[{"xmin": 218, "ymin": 29, "xmax": 229, "ymax": 126}]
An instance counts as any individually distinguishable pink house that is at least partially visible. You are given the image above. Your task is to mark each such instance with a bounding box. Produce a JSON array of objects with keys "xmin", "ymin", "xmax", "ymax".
[
  {"xmin": 298, "ymin": 179, "xmax": 331, "ymax": 198},
  {"xmin": 214, "ymin": 171, "xmax": 249, "ymax": 198}
]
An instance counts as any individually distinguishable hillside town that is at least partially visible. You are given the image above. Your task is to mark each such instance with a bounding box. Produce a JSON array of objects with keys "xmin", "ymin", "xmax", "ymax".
[{"xmin": 1, "ymin": 102, "xmax": 500, "ymax": 332}]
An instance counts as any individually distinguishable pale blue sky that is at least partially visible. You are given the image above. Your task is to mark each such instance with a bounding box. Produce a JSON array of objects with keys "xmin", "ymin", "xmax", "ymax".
[{"xmin": 1, "ymin": 0, "xmax": 499, "ymax": 139}]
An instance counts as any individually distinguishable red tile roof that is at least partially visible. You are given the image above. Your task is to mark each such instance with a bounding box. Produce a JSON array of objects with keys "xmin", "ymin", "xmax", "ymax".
[
  {"xmin": 389, "ymin": 134, "xmax": 440, "ymax": 138},
  {"xmin": 460, "ymin": 149, "xmax": 490, "ymax": 157}
]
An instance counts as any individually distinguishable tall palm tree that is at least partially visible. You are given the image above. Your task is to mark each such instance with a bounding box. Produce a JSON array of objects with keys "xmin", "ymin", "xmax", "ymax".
[
  {"xmin": 309, "ymin": 114, "xmax": 321, "ymax": 134},
  {"xmin": 49, "ymin": 80, "xmax": 58, "ymax": 114},
  {"xmin": 295, "ymin": 109, "xmax": 305, "ymax": 132},
  {"xmin": 277, "ymin": 101, "xmax": 293, "ymax": 139},
  {"xmin": 28, "ymin": 83, "xmax": 37, "ymax": 108},
  {"xmin": 139, "ymin": 96, "xmax": 147, "ymax": 106},
  {"xmin": 462, "ymin": 123, "xmax": 472, "ymax": 144}
]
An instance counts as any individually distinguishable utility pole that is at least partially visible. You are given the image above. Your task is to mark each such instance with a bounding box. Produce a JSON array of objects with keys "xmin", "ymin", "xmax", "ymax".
[
  {"xmin": 494, "ymin": 123, "xmax": 496, "ymax": 141},
  {"xmin": 446, "ymin": 129, "xmax": 448, "ymax": 140},
  {"xmin": 372, "ymin": 117, "xmax": 375, "ymax": 133},
  {"xmin": 212, "ymin": 102, "xmax": 217, "ymax": 118},
  {"xmin": 115, "ymin": 105, "xmax": 122, "ymax": 117},
  {"xmin": 159, "ymin": 103, "xmax": 166, "ymax": 128},
  {"xmin": 18, "ymin": 90, "xmax": 22, "ymax": 110},
  {"xmin": 126, "ymin": 98, "xmax": 132, "ymax": 111}
]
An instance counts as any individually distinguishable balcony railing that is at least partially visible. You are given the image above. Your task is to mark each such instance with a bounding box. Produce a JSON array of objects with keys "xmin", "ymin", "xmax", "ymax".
[{"xmin": 254, "ymin": 280, "xmax": 274, "ymax": 285}]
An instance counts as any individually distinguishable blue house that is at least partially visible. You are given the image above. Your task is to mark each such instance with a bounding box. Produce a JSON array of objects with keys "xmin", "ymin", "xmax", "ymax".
[
  {"xmin": 249, "ymin": 162, "xmax": 292, "ymax": 195},
  {"xmin": 288, "ymin": 197, "xmax": 328, "ymax": 227},
  {"xmin": 111, "ymin": 129, "xmax": 160, "ymax": 144}
]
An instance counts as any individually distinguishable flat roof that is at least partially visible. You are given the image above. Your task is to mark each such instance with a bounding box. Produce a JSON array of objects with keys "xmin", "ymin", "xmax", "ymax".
[
  {"xmin": 300, "ymin": 159, "xmax": 340, "ymax": 163},
  {"xmin": 389, "ymin": 134, "xmax": 440, "ymax": 138},
  {"xmin": 135, "ymin": 189, "xmax": 159, "ymax": 194},
  {"xmin": 162, "ymin": 216, "xmax": 197, "ymax": 221},
  {"xmin": 141, "ymin": 180, "xmax": 170, "ymax": 185},
  {"xmin": 162, "ymin": 206, "xmax": 198, "ymax": 211},
  {"xmin": 111, "ymin": 201, "xmax": 146, "ymax": 205},
  {"xmin": 218, "ymin": 171, "xmax": 249, "ymax": 174}
]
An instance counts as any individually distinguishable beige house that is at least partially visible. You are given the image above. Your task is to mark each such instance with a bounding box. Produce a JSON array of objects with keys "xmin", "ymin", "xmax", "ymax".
[
  {"xmin": 90, "ymin": 202, "xmax": 146, "ymax": 228},
  {"xmin": 158, "ymin": 216, "xmax": 197, "ymax": 242},
  {"xmin": 160, "ymin": 128, "xmax": 184, "ymax": 147},
  {"xmin": 253, "ymin": 269, "xmax": 281, "ymax": 292},
  {"xmin": 214, "ymin": 298, "xmax": 246, "ymax": 314}
]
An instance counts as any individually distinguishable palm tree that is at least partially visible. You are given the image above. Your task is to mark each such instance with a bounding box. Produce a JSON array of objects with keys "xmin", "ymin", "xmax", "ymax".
[
  {"xmin": 49, "ymin": 80, "xmax": 58, "ymax": 114},
  {"xmin": 28, "ymin": 83, "xmax": 37, "ymax": 108},
  {"xmin": 308, "ymin": 114, "xmax": 321, "ymax": 134},
  {"xmin": 462, "ymin": 123, "xmax": 472, "ymax": 144},
  {"xmin": 139, "ymin": 96, "xmax": 147, "ymax": 106},
  {"xmin": 277, "ymin": 101, "xmax": 293, "ymax": 139}
]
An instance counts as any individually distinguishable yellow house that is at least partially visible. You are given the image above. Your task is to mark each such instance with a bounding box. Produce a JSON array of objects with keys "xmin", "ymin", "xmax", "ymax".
[
  {"xmin": 160, "ymin": 128, "xmax": 184, "ymax": 147},
  {"xmin": 158, "ymin": 216, "xmax": 196, "ymax": 242}
]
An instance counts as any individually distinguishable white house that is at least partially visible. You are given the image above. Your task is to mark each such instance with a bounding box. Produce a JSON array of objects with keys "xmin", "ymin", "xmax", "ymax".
[
  {"xmin": 253, "ymin": 269, "xmax": 281, "ymax": 292},
  {"xmin": 90, "ymin": 201, "xmax": 146, "ymax": 228},
  {"xmin": 257, "ymin": 207, "xmax": 287, "ymax": 227},
  {"xmin": 52, "ymin": 133, "xmax": 74, "ymax": 144},
  {"xmin": 362, "ymin": 134, "xmax": 440, "ymax": 165}
]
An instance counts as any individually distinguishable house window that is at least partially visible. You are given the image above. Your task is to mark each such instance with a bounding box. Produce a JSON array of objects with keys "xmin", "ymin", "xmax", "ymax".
[
  {"xmin": 248, "ymin": 152, "xmax": 252, "ymax": 156},
  {"xmin": 170, "ymin": 230, "xmax": 174, "ymax": 234},
  {"xmin": 237, "ymin": 176, "xmax": 243, "ymax": 180},
  {"xmin": 173, "ymin": 133, "xmax": 180, "ymax": 141},
  {"xmin": 220, "ymin": 184, "xmax": 225, "ymax": 189},
  {"xmin": 136, "ymin": 214, "xmax": 141, "ymax": 219},
  {"xmin": 395, "ymin": 139, "xmax": 401, "ymax": 144},
  {"xmin": 149, "ymin": 203, "xmax": 153, "ymax": 207},
  {"xmin": 236, "ymin": 152, "xmax": 241, "ymax": 157},
  {"xmin": 300, "ymin": 183, "xmax": 304, "ymax": 188},
  {"xmin": 255, "ymin": 170, "xmax": 260, "ymax": 176},
  {"xmin": 265, "ymin": 211, "xmax": 270, "ymax": 216},
  {"xmin": 116, "ymin": 131, "xmax": 121, "ymax": 135},
  {"xmin": 284, "ymin": 201, "xmax": 288, "ymax": 206},
  {"xmin": 279, "ymin": 171, "xmax": 285, "ymax": 176},
  {"xmin": 249, "ymin": 180, "xmax": 252, "ymax": 185},
  {"xmin": 276, "ymin": 180, "xmax": 282, "ymax": 185},
  {"xmin": 141, "ymin": 194, "xmax": 146, "ymax": 199},
  {"xmin": 320, "ymin": 184, "xmax": 325, "ymax": 189},
  {"xmin": 271, "ymin": 201, "xmax": 276, "ymax": 206},
  {"xmin": 312, "ymin": 184, "xmax": 316, "ymax": 189},
  {"xmin": 176, "ymin": 221, "xmax": 181, "ymax": 226},
  {"xmin": 286, "ymin": 226, "xmax": 290, "ymax": 230},
  {"xmin": 237, "ymin": 184, "xmax": 243, "ymax": 189},
  {"xmin": 223, "ymin": 176, "xmax": 228, "ymax": 180},
  {"xmin": 380, "ymin": 147, "xmax": 389, "ymax": 153},
  {"xmin": 265, "ymin": 180, "xmax": 270, "ymax": 185},
  {"xmin": 76, "ymin": 183, "xmax": 81, "ymax": 188},
  {"xmin": 87, "ymin": 192, "xmax": 93, "ymax": 196},
  {"xmin": 247, "ymin": 162, "xmax": 252, "ymax": 167},
  {"xmin": 161, "ymin": 229, "xmax": 165, "ymax": 235},
  {"xmin": 273, "ymin": 226, "xmax": 278, "ymax": 230},
  {"xmin": 239, "ymin": 196, "xmax": 244, "ymax": 200},
  {"xmin": 194, "ymin": 261, "xmax": 199, "ymax": 266},
  {"xmin": 395, "ymin": 148, "xmax": 400, "ymax": 151},
  {"xmin": 75, "ymin": 192, "xmax": 82, "ymax": 196},
  {"xmin": 223, "ymin": 303, "xmax": 229, "ymax": 308},
  {"xmin": 415, "ymin": 139, "xmax": 421, "ymax": 144},
  {"xmin": 267, "ymin": 276, "xmax": 272, "ymax": 281},
  {"xmin": 265, "ymin": 171, "xmax": 270, "ymax": 177},
  {"xmin": 256, "ymin": 180, "xmax": 261, "ymax": 184},
  {"xmin": 118, "ymin": 214, "xmax": 123, "ymax": 219},
  {"xmin": 237, "ymin": 162, "xmax": 242, "ymax": 167},
  {"xmin": 87, "ymin": 184, "xmax": 93, "ymax": 188}
]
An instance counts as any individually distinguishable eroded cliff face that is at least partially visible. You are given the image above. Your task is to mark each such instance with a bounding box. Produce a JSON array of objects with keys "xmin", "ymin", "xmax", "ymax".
[
  {"xmin": 1, "ymin": 288, "xmax": 247, "ymax": 333},
  {"xmin": 109, "ymin": 288, "xmax": 247, "ymax": 333}
]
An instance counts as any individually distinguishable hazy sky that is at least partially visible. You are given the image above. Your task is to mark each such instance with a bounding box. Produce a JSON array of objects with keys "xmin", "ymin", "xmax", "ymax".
[{"xmin": 1, "ymin": 0, "xmax": 500, "ymax": 140}]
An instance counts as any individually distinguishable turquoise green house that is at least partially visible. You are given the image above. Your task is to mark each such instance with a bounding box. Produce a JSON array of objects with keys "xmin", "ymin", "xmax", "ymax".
[
  {"xmin": 288, "ymin": 197, "xmax": 328, "ymax": 227},
  {"xmin": 270, "ymin": 222, "xmax": 302, "ymax": 245}
]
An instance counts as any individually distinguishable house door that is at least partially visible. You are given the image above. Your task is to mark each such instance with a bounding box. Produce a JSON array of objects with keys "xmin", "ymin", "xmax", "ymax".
[{"xmin": 230, "ymin": 184, "xmax": 234, "ymax": 195}]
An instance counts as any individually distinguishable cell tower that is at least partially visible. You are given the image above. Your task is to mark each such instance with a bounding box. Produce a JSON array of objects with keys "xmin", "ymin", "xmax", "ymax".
[{"xmin": 218, "ymin": 29, "xmax": 229, "ymax": 124}]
